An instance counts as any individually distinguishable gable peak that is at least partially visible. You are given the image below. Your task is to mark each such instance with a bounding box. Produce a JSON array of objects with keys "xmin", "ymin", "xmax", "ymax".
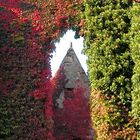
[
  {"xmin": 70, "ymin": 42, "xmax": 72, "ymax": 48},
  {"xmin": 67, "ymin": 42, "xmax": 75, "ymax": 55}
]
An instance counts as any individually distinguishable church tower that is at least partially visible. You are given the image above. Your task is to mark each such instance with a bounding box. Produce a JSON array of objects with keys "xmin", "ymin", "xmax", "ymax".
[{"xmin": 52, "ymin": 43, "xmax": 92, "ymax": 140}]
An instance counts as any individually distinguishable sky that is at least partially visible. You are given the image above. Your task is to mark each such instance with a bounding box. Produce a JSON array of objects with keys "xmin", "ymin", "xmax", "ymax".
[{"xmin": 50, "ymin": 30, "xmax": 88, "ymax": 77}]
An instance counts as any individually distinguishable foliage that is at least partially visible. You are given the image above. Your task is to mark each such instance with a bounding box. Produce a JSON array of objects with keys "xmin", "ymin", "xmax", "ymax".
[
  {"xmin": 54, "ymin": 87, "xmax": 92, "ymax": 139},
  {"xmin": 81, "ymin": 0, "xmax": 137, "ymax": 139},
  {"xmin": 130, "ymin": 1, "xmax": 140, "ymax": 139},
  {"xmin": 0, "ymin": 0, "xmax": 82, "ymax": 139},
  {"xmin": 52, "ymin": 69, "xmax": 93, "ymax": 140},
  {"xmin": 90, "ymin": 90, "xmax": 136, "ymax": 140},
  {"xmin": 0, "ymin": 1, "xmax": 53, "ymax": 139},
  {"xmin": 2, "ymin": 0, "xmax": 140, "ymax": 139}
]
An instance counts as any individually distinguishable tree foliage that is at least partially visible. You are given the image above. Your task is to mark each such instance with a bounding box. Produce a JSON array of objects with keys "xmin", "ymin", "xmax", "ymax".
[
  {"xmin": 81, "ymin": 0, "xmax": 136, "ymax": 139},
  {"xmin": 130, "ymin": 1, "xmax": 140, "ymax": 139}
]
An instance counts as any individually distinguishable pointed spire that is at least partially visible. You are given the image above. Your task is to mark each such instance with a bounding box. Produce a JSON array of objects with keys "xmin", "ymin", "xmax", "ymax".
[
  {"xmin": 67, "ymin": 42, "xmax": 74, "ymax": 54},
  {"xmin": 67, "ymin": 42, "xmax": 75, "ymax": 55},
  {"xmin": 70, "ymin": 42, "xmax": 73, "ymax": 48}
]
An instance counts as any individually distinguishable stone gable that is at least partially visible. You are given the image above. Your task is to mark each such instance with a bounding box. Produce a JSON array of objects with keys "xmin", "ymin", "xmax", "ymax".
[
  {"xmin": 60, "ymin": 45, "xmax": 89, "ymax": 91},
  {"xmin": 52, "ymin": 44, "xmax": 92, "ymax": 139}
]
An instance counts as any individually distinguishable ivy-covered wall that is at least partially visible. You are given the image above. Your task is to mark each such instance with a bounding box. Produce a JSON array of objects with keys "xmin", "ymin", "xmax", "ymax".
[
  {"xmin": 81, "ymin": 0, "xmax": 137, "ymax": 139},
  {"xmin": 130, "ymin": 1, "xmax": 140, "ymax": 139},
  {"xmin": 52, "ymin": 47, "xmax": 92, "ymax": 140},
  {"xmin": 1, "ymin": 0, "xmax": 140, "ymax": 139},
  {"xmin": 0, "ymin": 0, "xmax": 82, "ymax": 139}
]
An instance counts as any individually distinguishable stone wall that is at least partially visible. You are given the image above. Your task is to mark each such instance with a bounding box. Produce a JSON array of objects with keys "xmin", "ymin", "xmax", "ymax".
[{"xmin": 52, "ymin": 46, "xmax": 92, "ymax": 139}]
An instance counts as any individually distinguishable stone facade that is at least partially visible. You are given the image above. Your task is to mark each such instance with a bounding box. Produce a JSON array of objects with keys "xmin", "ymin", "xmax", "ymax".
[
  {"xmin": 52, "ymin": 44, "xmax": 91, "ymax": 139},
  {"xmin": 53, "ymin": 44, "xmax": 90, "ymax": 108},
  {"xmin": 61, "ymin": 44, "xmax": 89, "ymax": 90}
]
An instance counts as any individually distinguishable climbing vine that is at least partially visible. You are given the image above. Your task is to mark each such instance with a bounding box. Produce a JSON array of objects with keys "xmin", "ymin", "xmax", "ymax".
[
  {"xmin": 81, "ymin": 0, "xmax": 136, "ymax": 139},
  {"xmin": 0, "ymin": 0, "xmax": 82, "ymax": 139},
  {"xmin": 130, "ymin": 1, "xmax": 140, "ymax": 139},
  {"xmin": 2, "ymin": 0, "xmax": 140, "ymax": 139},
  {"xmin": 52, "ymin": 69, "xmax": 92, "ymax": 140}
]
